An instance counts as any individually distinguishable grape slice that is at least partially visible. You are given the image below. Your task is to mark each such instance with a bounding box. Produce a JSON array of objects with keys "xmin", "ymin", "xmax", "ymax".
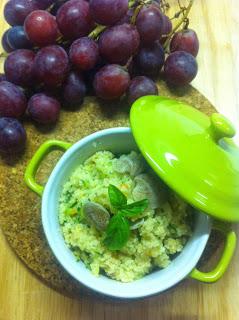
[
  {"xmin": 83, "ymin": 201, "xmax": 110, "ymax": 231},
  {"xmin": 113, "ymin": 151, "xmax": 145, "ymax": 177},
  {"xmin": 132, "ymin": 174, "xmax": 167, "ymax": 209}
]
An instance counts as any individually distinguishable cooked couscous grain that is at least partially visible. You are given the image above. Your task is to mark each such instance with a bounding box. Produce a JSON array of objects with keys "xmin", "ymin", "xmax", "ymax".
[{"xmin": 59, "ymin": 151, "xmax": 192, "ymax": 282}]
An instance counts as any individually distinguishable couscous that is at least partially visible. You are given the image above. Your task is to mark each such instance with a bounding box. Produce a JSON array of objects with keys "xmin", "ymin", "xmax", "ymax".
[{"xmin": 59, "ymin": 151, "xmax": 192, "ymax": 282}]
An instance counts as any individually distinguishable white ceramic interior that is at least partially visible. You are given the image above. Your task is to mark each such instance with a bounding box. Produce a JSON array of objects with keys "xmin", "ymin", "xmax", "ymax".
[{"xmin": 42, "ymin": 127, "xmax": 211, "ymax": 299}]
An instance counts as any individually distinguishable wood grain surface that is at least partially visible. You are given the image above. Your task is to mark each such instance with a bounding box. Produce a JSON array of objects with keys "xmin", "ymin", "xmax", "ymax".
[{"xmin": 0, "ymin": 0, "xmax": 239, "ymax": 319}]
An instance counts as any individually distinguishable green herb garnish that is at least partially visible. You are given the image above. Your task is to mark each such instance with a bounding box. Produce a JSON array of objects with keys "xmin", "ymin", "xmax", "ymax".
[
  {"xmin": 119, "ymin": 200, "xmax": 149, "ymax": 217},
  {"xmin": 104, "ymin": 184, "xmax": 148, "ymax": 251},
  {"xmin": 108, "ymin": 184, "xmax": 127, "ymax": 208},
  {"xmin": 103, "ymin": 213, "xmax": 130, "ymax": 251}
]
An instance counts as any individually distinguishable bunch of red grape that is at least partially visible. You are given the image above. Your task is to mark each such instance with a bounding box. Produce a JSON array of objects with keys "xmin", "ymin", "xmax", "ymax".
[{"xmin": 0, "ymin": 0, "xmax": 199, "ymax": 155}]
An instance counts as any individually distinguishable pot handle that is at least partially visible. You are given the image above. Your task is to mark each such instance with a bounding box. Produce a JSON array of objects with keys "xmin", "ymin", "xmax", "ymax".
[
  {"xmin": 24, "ymin": 140, "xmax": 72, "ymax": 197},
  {"xmin": 189, "ymin": 221, "xmax": 237, "ymax": 283}
]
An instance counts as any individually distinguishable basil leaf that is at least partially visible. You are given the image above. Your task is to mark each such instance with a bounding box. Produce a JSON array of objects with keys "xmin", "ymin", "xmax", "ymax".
[
  {"xmin": 120, "ymin": 199, "xmax": 149, "ymax": 217},
  {"xmin": 108, "ymin": 184, "xmax": 127, "ymax": 209},
  {"xmin": 104, "ymin": 213, "xmax": 130, "ymax": 251}
]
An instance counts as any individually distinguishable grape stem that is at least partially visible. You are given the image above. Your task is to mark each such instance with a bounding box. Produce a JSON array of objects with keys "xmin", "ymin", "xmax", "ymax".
[
  {"xmin": 160, "ymin": 0, "xmax": 170, "ymax": 13},
  {"xmin": 0, "ymin": 52, "xmax": 8, "ymax": 59},
  {"xmin": 89, "ymin": 25, "xmax": 107, "ymax": 40},
  {"xmin": 131, "ymin": 0, "xmax": 153, "ymax": 24},
  {"xmin": 163, "ymin": 0, "xmax": 194, "ymax": 50},
  {"xmin": 131, "ymin": 3, "xmax": 144, "ymax": 24},
  {"xmin": 129, "ymin": 0, "xmax": 138, "ymax": 7},
  {"xmin": 177, "ymin": 0, "xmax": 183, "ymax": 9}
]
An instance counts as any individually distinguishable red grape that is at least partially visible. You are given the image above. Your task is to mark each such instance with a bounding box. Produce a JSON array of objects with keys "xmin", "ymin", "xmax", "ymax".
[
  {"xmin": 127, "ymin": 76, "xmax": 158, "ymax": 105},
  {"xmin": 50, "ymin": 0, "xmax": 68, "ymax": 15},
  {"xmin": 0, "ymin": 74, "xmax": 7, "ymax": 82},
  {"xmin": 84, "ymin": 59, "xmax": 107, "ymax": 93},
  {"xmin": 136, "ymin": 5, "xmax": 164, "ymax": 46},
  {"xmin": 162, "ymin": 14, "xmax": 172, "ymax": 35},
  {"xmin": 24, "ymin": 10, "xmax": 59, "ymax": 47},
  {"xmin": 151, "ymin": 0, "xmax": 161, "ymax": 8},
  {"xmin": 99, "ymin": 23, "xmax": 140, "ymax": 65},
  {"xmin": 116, "ymin": 8, "xmax": 134, "ymax": 25},
  {"xmin": 93, "ymin": 64, "xmax": 130, "ymax": 100},
  {"xmin": 170, "ymin": 29, "xmax": 199, "ymax": 57},
  {"xmin": 134, "ymin": 41, "xmax": 165, "ymax": 77},
  {"xmin": 7, "ymin": 26, "xmax": 32, "ymax": 49},
  {"xmin": 1, "ymin": 29, "xmax": 14, "ymax": 53},
  {"xmin": 34, "ymin": 0, "xmax": 56, "ymax": 10},
  {"xmin": 56, "ymin": 0, "xmax": 94, "ymax": 40},
  {"xmin": 126, "ymin": 58, "xmax": 135, "ymax": 77},
  {"xmin": 89, "ymin": 0, "xmax": 128, "ymax": 26},
  {"xmin": 0, "ymin": 81, "xmax": 27, "ymax": 118},
  {"xmin": 4, "ymin": 0, "xmax": 39, "ymax": 26},
  {"xmin": 164, "ymin": 51, "xmax": 198, "ymax": 86},
  {"xmin": 0, "ymin": 117, "xmax": 26, "ymax": 154},
  {"xmin": 4, "ymin": 49, "xmax": 35, "ymax": 87},
  {"xmin": 69, "ymin": 37, "xmax": 99, "ymax": 71},
  {"xmin": 27, "ymin": 93, "xmax": 60, "ymax": 124},
  {"xmin": 33, "ymin": 45, "xmax": 69, "ymax": 87},
  {"xmin": 63, "ymin": 71, "xmax": 86, "ymax": 108}
]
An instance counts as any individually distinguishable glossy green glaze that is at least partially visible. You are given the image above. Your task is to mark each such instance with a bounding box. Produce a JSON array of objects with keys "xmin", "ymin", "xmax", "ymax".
[
  {"xmin": 130, "ymin": 96, "xmax": 239, "ymax": 222},
  {"xmin": 24, "ymin": 140, "xmax": 72, "ymax": 196},
  {"xmin": 190, "ymin": 221, "xmax": 237, "ymax": 282}
]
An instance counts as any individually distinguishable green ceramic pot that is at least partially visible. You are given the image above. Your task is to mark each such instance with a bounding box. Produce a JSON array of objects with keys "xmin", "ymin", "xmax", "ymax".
[{"xmin": 24, "ymin": 96, "xmax": 238, "ymax": 298}]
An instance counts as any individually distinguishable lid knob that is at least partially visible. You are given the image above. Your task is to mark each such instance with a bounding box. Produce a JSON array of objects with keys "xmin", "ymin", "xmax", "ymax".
[{"xmin": 210, "ymin": 113, "xmax": 236, "ymax": 143}]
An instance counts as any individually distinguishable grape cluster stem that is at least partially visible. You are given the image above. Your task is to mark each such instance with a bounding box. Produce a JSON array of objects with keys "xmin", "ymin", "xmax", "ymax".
[
  {"xmin": 0, "ymin": 52, "xmax": 8, "ymax": 59},
  {"xmin": 163, "ymin": 0, "xmax": 194, "ymax": 50},
  {"xmin": 89, "ymin": 25, "xmax": 106, "ymax": 40}
]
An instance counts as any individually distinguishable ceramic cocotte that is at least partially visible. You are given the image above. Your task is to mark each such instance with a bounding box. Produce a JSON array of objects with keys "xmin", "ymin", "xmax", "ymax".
[{"xmin": 24, "ymin": 96, "xmax": 238, "ymax": 299}]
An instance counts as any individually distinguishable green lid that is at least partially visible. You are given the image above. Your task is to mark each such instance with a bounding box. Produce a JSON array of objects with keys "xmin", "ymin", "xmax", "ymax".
[{"xmin": 130, "ymin": 96, "xmax": 239, "ymax": 222}]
